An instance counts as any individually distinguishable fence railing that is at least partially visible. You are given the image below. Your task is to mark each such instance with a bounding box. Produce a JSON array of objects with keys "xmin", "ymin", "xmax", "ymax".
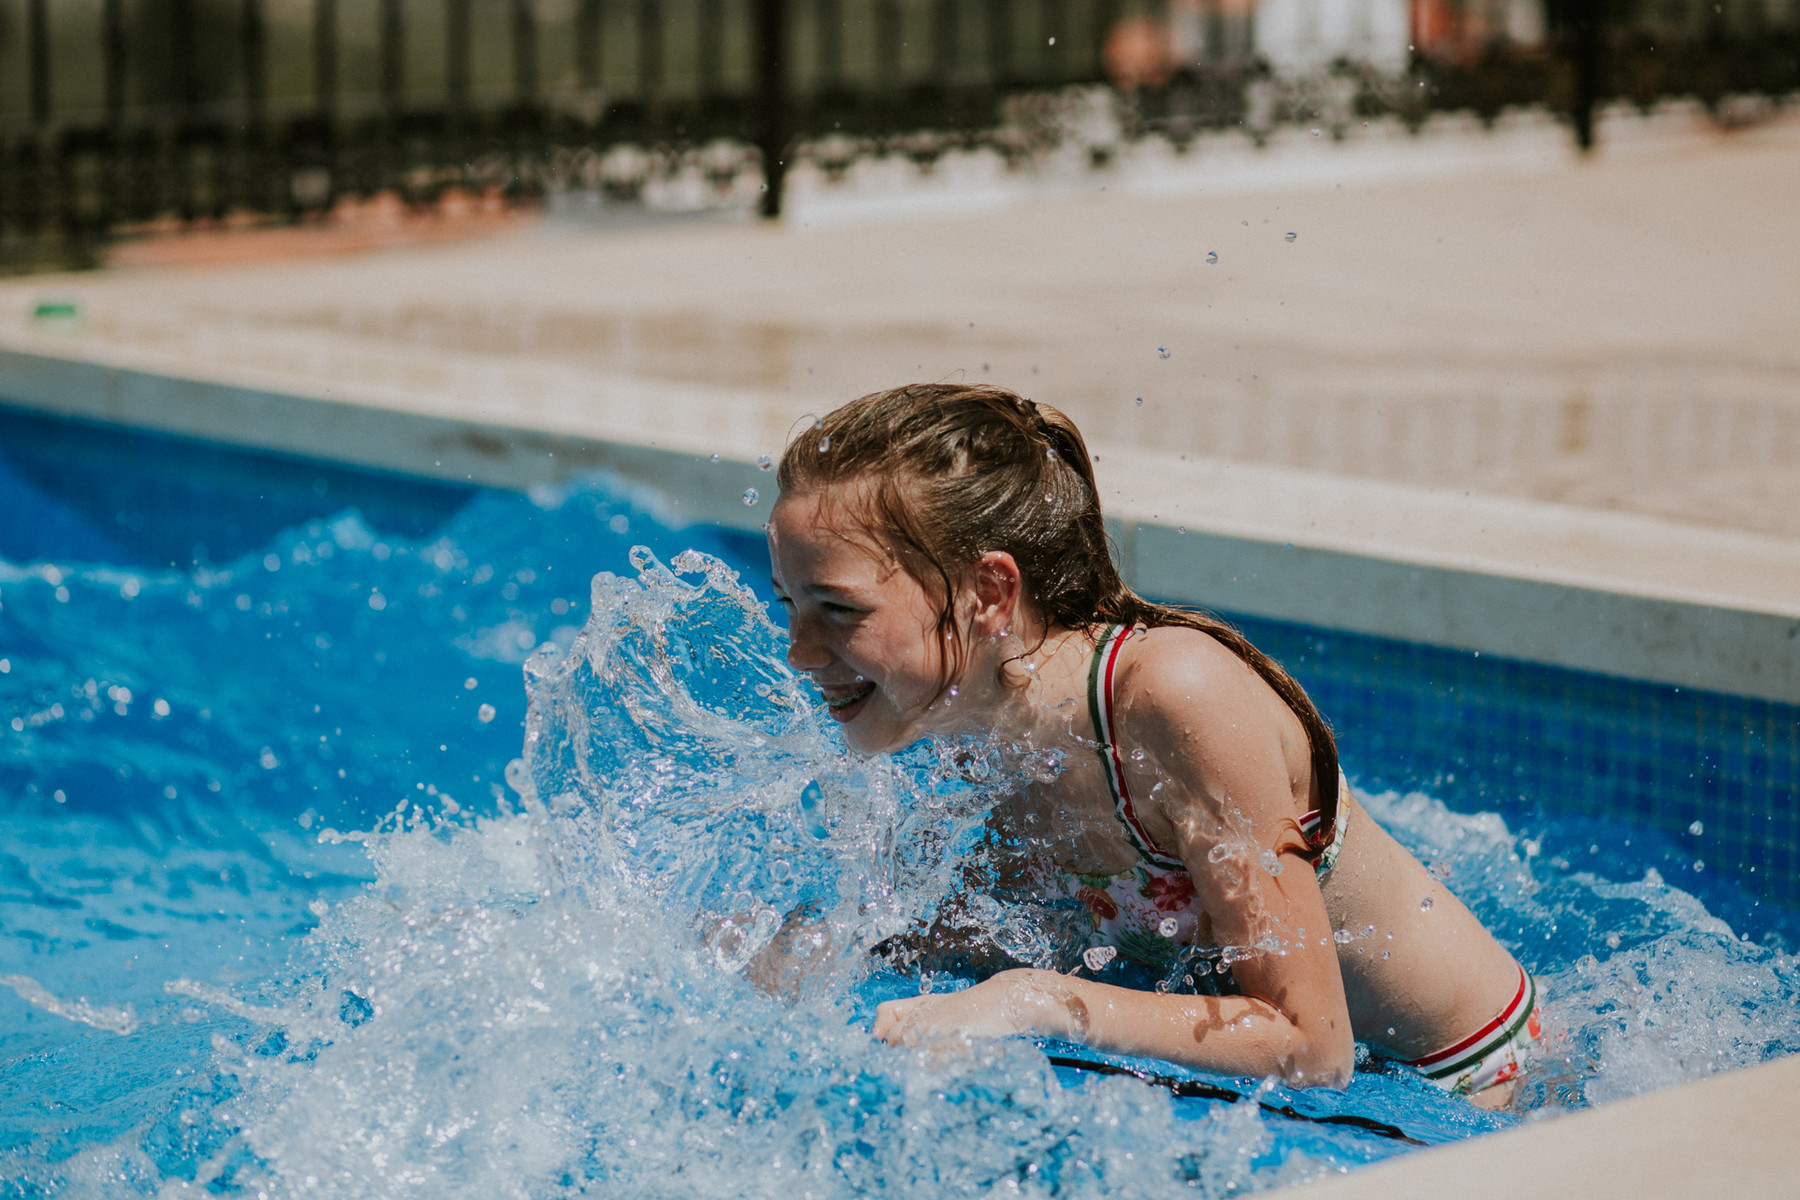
[{"xmin": 0, "ymin": 0, "xmax": 1795, "ymax": 270}]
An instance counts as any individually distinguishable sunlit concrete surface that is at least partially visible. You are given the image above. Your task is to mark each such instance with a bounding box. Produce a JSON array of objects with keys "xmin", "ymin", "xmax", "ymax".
[
  {"xmin": 5, "ymin": 102, "xmax": 1794, "ymax": 537},
  {"xmin": 1281, "ymin": 1050, "xmax": 1800, "ymax": 1200}
]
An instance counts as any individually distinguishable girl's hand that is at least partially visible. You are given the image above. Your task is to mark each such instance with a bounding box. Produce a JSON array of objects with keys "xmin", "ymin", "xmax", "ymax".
[{"xmin": 872, "ymin": 969, "xmax": 1086, "ymax": 1047}]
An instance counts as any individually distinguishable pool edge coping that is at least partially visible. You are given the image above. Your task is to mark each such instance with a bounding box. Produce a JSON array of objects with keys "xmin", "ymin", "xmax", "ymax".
[
  {"xmin": 4, "ymin": 343, "xmax": 1797, "ymax": 705},
  {"xmin": 1277, "ymin": 1051, "xmax": 1799, "ymax": 1200}
]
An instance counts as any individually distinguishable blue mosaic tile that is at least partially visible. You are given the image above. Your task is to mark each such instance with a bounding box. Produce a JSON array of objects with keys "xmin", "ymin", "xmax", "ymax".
[{"xmin": 1193, "ymin": 609, "xmax": 1800, "ymax": 933}]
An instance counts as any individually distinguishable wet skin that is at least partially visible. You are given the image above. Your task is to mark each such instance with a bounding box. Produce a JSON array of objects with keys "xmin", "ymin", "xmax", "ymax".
[{"xmin": 768, "ymin": 487, "xmax": 1525, "ymax": 1101}]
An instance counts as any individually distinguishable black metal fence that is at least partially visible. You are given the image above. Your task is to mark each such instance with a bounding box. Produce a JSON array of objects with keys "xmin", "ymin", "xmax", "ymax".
[{"xmin": 0, "ymin": 0, "xmax": 1795, "ymax": 271}]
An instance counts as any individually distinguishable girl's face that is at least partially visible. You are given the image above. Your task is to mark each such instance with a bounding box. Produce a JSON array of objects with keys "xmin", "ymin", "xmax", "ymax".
[{"xmin": 767, "ymin": 489, "xmax": 961, "ymax": 755}]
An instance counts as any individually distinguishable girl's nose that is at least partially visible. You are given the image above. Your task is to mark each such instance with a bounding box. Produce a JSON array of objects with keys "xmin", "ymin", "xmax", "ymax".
[{"xmin": 785, "ymin": 616, "xmax": 832, "ymax": 672}]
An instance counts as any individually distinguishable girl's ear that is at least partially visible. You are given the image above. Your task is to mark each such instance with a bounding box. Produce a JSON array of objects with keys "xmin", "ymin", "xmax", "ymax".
[{"xmin": 968, "ymin": 551, "xmax": 1024, "ymax": 638}]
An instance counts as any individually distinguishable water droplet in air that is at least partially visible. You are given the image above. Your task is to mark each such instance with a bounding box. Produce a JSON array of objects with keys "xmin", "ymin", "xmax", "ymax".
[
  {"xmin": 1419, "ymin": 896, "xmax": 1434, "ymax": 911},
  {"xmin": 742, "ymin": 488, "xmax": 760, "ymax": 506},
  {"xmin": 1044, "ymin": 493, "xmax": 1053, "ymax": 503},
  {"xmin": 1048, "ymin": 36, "xmax": 1056, "ymax": 45},
  {"xmin": 1285, "ymin": 231, "xmax": 1297, "ymax": 242},
  {"xmin": 463, "ymin": 676, "xmax": 478, "ymax": 690},
  {"xmin": 710, "ymin": 453, "xmax": 720, "ymax": 463},
  {"xmin": 1177, "ymin": 526, "xmax": 1185, "ymax": 534},
  {"xmin": 1605, "ymin": 932, "xmax": 1621, "ymax": 949},
  {"xmin": 758, "ymin": 454, "xmax": 773, "ymax": 470},
  {"xmin": 798, "ymin": 780, "xmax": 829, "ymax": 841},
  {"xmin": 1158, "ymin": 917, "xmax": 1179, "ymax": 938},
  {"xmin": 1688, "ymin": 820, "xmax": 1704, "ymax": 836},
  {"xmin": 1333, "ymin": 929, "xmax": 1354, "ymax": 944},
  {"xmin": 1260, "ymin": 849, "xmax": 1284, "ymax": 876},
  {"xmin": 1136, "ymin": 396, "xmax": 1144, "ymax": 405},
  {"xmin": 812, "ymin": 417, "xmax": 824, "ymax": 429},
  {"xmin": 1206, "ymin": 251, "xmax": 1218, "ymax": 264},
  {"xmin": 1082, "ymin": 945, "xmax": 1117, "ymax": 972},
  {"xmin": 1387, "ymin": 1026, "xmax": 1397, "ymax": 1037},
  {"xmin": 1158, "ymin": 347, "xmax": 1171, "ymax": 359},
  {"xmin": 477, "ymin": 703, "xmax": 496, "ymax": 723},
  {"xmin": 818, "ymin": 436, "xmax": 831, "ymax": 452},
  {"xmin": 1311, "ymin": 127, "xmax": 1322, "ymax": 136},
  {"xmin": 1382, "ymin": 949, "xmax": 1391, "ymax": 959}
]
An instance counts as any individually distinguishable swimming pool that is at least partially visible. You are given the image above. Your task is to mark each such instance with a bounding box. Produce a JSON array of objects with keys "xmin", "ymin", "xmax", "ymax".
[{"xmin": 2, "ymin": 406, "xmax": 1797, "ymax": 1197}]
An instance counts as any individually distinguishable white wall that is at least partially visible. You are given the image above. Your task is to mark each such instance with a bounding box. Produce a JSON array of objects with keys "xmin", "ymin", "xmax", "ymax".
[{"xmin": 1253, "ymin": 0, "xmax": 1412, "ymax": 75}]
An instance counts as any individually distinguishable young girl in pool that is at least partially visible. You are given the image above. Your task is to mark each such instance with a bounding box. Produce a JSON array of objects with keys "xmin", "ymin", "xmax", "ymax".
[{"xmin": 766, "ymin": 383, "xmax": 1541, "ymax": 1105}]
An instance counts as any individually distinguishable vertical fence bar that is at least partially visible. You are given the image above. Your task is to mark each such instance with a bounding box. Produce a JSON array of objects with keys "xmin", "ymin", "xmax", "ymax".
[
  {"xmin": 172, "ymin": 0, "xmax": 199, "ymax": 115},
  {"xmin": 876, "ymin": 0, "xmax": 902, "ymax": 91},
  {"xmin": 244, "ymin": 0, "xmax": 268, "ymax": 125},
  {"xmin": 755, "ymin": 0, "xmax": 788, "ymax": 216},
  {"xmin": 316, "ymin": 0, "xmax": 339, "ymax": 120},
  {"xmin": 445, "ymin": 0, "xmax": 470, "ymax": 195},
  {"xmin": 699, "ymin": 0, "xmax": 723, "ymax": 98},
  {"xmin": 27, "ymin": 0, "xmax": 51, "ymax": 127},
  {"xmin": 447, "ymin": 0, "xmax": 471, "ymax": 114},
  {"xmin": 381, "ymin": 0, "xmax": 404, "ymax": 112},
  {"xmin": 577, "ymin": 0, "xmax": 604, "ymax": 91},
  {"xmin": 638, "ymin": 0, "xmax": 663, "ymax": 95},
  {"xmin": 816, "ymin": 0, "xmax": 842, "ymax": 89},
  {"xmin": 171, "ymin": 0, "xmax": 201, "ymax": 221},
  {"xmin": 102, "ymin": 0, "xmax": 128, "ymax": 229},
  {"xmin": 104, "ymin": 0, "xmax": 128, "ymax": 124},
  {"xmin": 241, "ymin": 0, "xmax": 270, "ymax": 214},
  {"xmin": 933, "ymin": 0, "xmax": 959, "ymax": 83},
  {"xmin": 1092, "ymin": 0, "xmax": 1119, "ymax": 76},
  {"xmin": 514, "ymin": 0, "xmax": 539, "ymax": 103},
  {"xmin": 1044, "ymin": 0, "xmax": 1069, "ymax": 79},
  {"xmin": 986, "ymin": 0, "xmax": 1013, "ymax": 83},
  {"xmin": 379, "ymin": 0, "xmax": 403, "ymax": 196}
]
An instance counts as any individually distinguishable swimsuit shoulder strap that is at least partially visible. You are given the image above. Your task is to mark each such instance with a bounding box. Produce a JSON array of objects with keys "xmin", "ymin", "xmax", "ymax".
[{"xmin": 1087, "ymin": 624, "xmax": 1186, "ymax": 869}]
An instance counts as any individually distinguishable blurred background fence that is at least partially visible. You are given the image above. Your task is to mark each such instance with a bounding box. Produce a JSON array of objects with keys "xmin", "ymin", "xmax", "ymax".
[{"xmin": 0, "ymin": 0, "xmax": 1796, "ymax": 270}]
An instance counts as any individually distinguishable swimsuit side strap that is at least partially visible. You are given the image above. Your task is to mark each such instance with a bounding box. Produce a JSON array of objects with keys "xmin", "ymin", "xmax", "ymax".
[{"xmin": 1088, "ymin": 623, "xmax": 1185, "ymax": 869}]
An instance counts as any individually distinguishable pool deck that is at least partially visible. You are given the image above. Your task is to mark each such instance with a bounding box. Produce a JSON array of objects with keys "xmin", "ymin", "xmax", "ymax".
[{"xmin": 0, "ymin": 103, "xmax": 1797, "ymax": 1196}]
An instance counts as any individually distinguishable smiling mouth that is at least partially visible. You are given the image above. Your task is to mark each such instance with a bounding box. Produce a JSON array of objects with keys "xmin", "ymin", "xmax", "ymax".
[{"xmin": 820, "ymin": 681, "xmax": 876, "ymax": 714}]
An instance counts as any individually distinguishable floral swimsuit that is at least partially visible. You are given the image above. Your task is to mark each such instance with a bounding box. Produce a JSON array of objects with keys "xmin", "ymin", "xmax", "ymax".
[{"xmin": 1038, "ymin": 623, "xmax": 1347, "ymax": 973}]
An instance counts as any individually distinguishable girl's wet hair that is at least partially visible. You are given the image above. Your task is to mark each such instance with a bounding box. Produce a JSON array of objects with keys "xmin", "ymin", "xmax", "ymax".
[{"xmin": 777, "ymin": 382, "xmax": 1342, "ymax": 849}]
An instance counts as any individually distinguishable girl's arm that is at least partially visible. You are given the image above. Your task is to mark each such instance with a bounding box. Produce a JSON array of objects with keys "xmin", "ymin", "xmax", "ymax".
[
  {"xmin": 874, "ymin": 630, "xmax": 1356, "ymax": 1087},
  {"xmin": 872, "ymin": 967, "xmax": 1347, "ymax": 1085}
]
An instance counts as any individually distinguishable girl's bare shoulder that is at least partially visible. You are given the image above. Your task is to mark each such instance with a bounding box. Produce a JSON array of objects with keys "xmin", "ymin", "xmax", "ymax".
[
  {"xmin": 1108, "ymin": 629, "xmax": 1296, "ymax": 752},
  {"xmin": 1113, "ymin": 624, "xmax": 1268, "ymax": 716}
]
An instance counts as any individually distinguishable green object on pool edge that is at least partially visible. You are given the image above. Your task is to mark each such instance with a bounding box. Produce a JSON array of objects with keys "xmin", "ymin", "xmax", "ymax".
[{"xmin": 32, "ymin": 299, "xmax": 80, "ymax": 320}]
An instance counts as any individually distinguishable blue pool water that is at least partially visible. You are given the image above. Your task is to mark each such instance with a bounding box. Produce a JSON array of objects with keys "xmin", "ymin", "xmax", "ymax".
[{"xmin": 2, "ymin": 407, "xmax": 1798, "ymax": 1197}]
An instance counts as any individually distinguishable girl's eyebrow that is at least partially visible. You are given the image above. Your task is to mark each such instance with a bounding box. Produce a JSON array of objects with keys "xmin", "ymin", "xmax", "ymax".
[{"xmin": 800, "ymin": 580, "xmax": 862, "ymax": 599}]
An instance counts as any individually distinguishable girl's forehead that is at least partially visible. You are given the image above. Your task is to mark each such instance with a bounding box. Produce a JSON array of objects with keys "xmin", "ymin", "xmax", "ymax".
[{"xmin": 769, "ymin": 493, "xmax": 892, "ymax": 571}]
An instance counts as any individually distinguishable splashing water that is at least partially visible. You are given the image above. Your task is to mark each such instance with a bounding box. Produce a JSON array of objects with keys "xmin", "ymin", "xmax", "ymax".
[{"xmin": 2, "ymin": 473, "xmax": 1796, "ymax": 1197}]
